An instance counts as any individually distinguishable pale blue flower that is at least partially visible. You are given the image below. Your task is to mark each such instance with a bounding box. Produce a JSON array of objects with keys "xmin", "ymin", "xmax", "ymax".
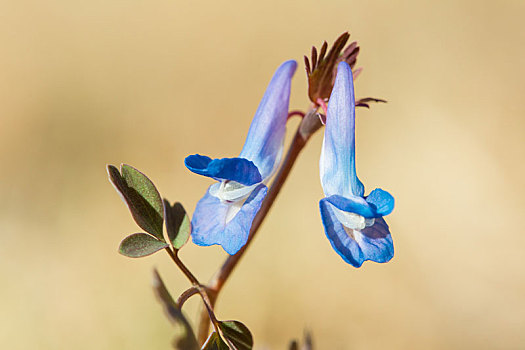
[
  {"xmin": 319, "ymin": 62, "xmax": 395, "ymax": 267},
  {"xmin": 185, "ymin": 60, "xmax": 297, "ymax": 254}
]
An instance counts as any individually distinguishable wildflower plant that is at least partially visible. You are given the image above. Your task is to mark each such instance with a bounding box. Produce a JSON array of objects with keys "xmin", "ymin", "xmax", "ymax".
[{"xmin": 108, "ymin": 32, "xmax": 394, "ymax": 349}]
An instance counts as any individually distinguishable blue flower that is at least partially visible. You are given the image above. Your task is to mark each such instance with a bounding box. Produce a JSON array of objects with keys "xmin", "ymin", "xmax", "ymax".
[
  {"xmin": 319, "ymin": 62, "xmax": 395, "ymax": 267},
  {"xmin": 185, "ymin": 60, "xmax": 297, "ymax": 254}
]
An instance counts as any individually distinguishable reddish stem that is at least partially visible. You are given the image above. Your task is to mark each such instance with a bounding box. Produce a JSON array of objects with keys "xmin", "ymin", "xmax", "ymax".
[
  {"xmin": 196, "ymin": 107, "xmax": 323, "ymax": 344},
  {"xmin": 287, "ymin": 110, "xmax": 306, "ymax": 120}
]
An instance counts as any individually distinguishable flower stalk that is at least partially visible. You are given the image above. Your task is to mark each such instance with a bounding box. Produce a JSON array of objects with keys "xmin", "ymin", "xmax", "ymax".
[
  {"xmin": 164, "ymin": 247, "xmax": 222, "ymax": 335},
  {"xmin": 196, "ymin": 106, "xmax": 322, "ymax": 343}
]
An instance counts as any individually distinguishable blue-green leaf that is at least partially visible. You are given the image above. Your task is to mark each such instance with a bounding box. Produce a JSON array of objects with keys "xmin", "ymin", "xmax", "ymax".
[
  {"xmin": 202, "ymin": 332, "xmax": 229, "ymax": 350},
  {"xmin": 107, "ymin": 164, "xmax": 164, "ymax": 240},
  {"xmin": 219, "ymin": 320, "xmax": 253, "ymax": 350},
  {"xmin": 163, "ymin": 200, "xmax": 191, "ymax": 250},
  {"xmin": 118, "ymin": 233, "xmax": 168, "ymax": 258}
]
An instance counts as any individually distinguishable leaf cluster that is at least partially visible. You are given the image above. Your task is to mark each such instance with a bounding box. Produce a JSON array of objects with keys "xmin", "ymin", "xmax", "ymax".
[
  {"xmin": 108, "ymin": 164, "xmax": 255, "ymax": 349},
  {"xmin": 107, "ymin": 164, "xmax": 190, "ymax": 258}
]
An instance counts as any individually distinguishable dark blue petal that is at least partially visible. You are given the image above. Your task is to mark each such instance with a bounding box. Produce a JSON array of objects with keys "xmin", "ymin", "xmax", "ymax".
[
  {"xmin": 319, "ymin": 198, "xmax": 394, "ymax": 267},
  {"xmin": 324, "ymin": 194, "xmax": 376, "ymax": 218},
  {"xmin": 320, "ymin": 198, "xmax": 362, "ymax": 266},
  {"xmin": 185, "ymin": 154, "xmax": 212, "ymax": 172},
  {"xmin": 191, "ymin": 184, "xmax": 267, "ymax": 255},
  {"xmin": 366, "ymin": 188, "xmax": 395, "ymax": 216},
  {"xmin": 359, "ymin": 217, "xmax": 394, "ymax": 263},
  {"xmin": 185, "ymin": 154, "xmax": 262, "ymax": 186}
]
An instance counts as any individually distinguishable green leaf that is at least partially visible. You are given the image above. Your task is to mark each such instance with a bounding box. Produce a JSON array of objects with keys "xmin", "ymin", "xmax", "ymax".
[
  {"xmin": 202, "ymin": 332, "xmax": 229, "ymax": 350},
  {"xmin": 107, "ymin": 164, "xmax": 164, "ymax": 240},
  {"xmin": 118, "ymin": 233, "xmax": 168, "ymax": 258},
  {"xmin": 164, "ymin": 200, "xmax": 191, "ymax": 250},
  {"xmin": 152, "ymin": 269, "xmax": 199, "ymax": 350},
  {"xmin": 219, "ymin": 320, "xmax": 253, "ymax": 350}
]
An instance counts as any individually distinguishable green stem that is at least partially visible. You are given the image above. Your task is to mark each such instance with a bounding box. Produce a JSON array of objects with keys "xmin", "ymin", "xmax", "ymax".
[
  {"xmin": 196, "ymin": 107, "xmax": 322, "ymax": 344},
  {"xmin": 176, "ymin": 286, "xmax": 200, "ymax": 308},
  {"xmin": 165, "ymin": 248, "xmax": 200, "ymax": 286},
  {"xmin": 198, "ymin": 288, "xmax": 221, "ymax": 334},
  {"xmin": 165, "ymin": 247, "xmax": 221, "ymax": 335}
]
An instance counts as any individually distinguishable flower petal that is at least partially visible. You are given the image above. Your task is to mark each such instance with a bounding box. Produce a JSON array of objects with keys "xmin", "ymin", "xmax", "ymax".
[
  {"xmin": 184, "ymin": 154, "xmax": 262, "ymax": 185},
  {"xmin": 191, "ymin": 184, "xmax": 267, "ymax": 255},
  {"xmin": 319, "ymin": 198, "xmax": 393, "ymax": 267},
  {"xmin": 320, "ymin": 61, "xmax": 364, "ymax": 198},
  {"xmin": 358, "ymin": 217, "xmax": 394, "ymax": 263},
  {"xmin": 366, "ymin": 188, "xmax": 395, "ymax": 216},
  {"xmin": 239, "ymin": 60, "xmax": 297, "ymax": 180},
  {"xmin": 324, "ymin": 194, "xmax": 376, "ymax": 219}
]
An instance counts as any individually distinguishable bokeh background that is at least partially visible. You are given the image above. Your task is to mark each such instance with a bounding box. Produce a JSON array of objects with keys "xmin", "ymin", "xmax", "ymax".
[{"xmin": 1, "ymin": 0, "xmax": 524, "ymax": 349}]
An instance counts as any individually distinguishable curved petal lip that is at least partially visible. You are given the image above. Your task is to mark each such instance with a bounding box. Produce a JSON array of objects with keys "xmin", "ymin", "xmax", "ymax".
[
  {"xmin": 191, "ymin": 184, "xmax": 268, "ymax": 255},
  {"xmin": 185, "ymin": 154, "xmax": 262, "ymax": 185},
  {"xmin": 324, "ymin": 194, "xmax": 378, "ymax": 218},
  {"xmin": 365, "ymin": 188, "xmax": 395, "ymax": 216},
  {"xmin": 319, "ymin": 198, "xmax": 394, "ymax": 267}
]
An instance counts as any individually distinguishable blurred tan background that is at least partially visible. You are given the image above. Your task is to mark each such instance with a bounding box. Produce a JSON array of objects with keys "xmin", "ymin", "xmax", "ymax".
[{"xmin": 1, "ymin": 0, "xmax": 524, "ymax": 349}]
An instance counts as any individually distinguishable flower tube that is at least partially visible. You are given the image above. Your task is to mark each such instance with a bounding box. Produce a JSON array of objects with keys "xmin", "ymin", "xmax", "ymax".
[
  {"xmin": 185, "ymin": 60, "xmax": 297, "ymax": 254},
  {"xmin": 319, "ymin": 61, "xmax": 395, "ymax": 267}
]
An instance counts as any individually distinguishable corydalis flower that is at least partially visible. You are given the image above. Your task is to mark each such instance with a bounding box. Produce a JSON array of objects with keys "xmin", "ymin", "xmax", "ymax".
[
  {"xmin": 319, "ymin": 62, "xmax": 395, "ymax": 267},
  {"xmin": 185, "ymin": 60, "xmax": 297, "ymax": 255}
]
